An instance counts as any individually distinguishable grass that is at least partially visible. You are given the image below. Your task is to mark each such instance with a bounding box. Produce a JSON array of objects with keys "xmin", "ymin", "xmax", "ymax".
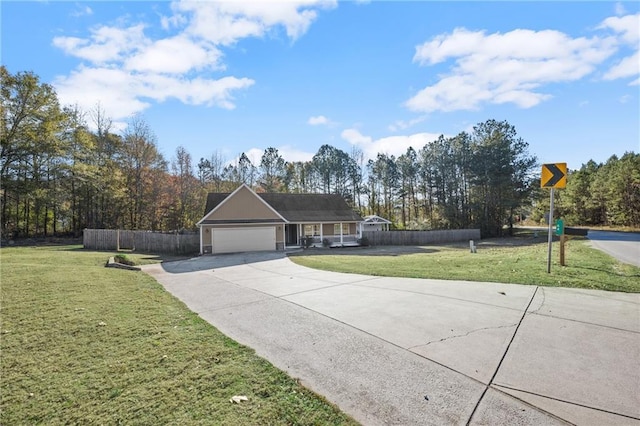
[
  {"xmin": 289, "ymin": 236, "xmax": 640, "ymax": 293},
  {"xmin": 113, "ymin": 253, "xmax": 136, "ymax": 266},
  {"xmin": 0, "ymin": 245, "xmax": 358, "ymax": 425}
]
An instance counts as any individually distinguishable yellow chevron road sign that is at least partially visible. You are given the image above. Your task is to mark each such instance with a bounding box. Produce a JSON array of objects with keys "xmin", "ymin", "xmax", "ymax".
[{"xmin": 541, "ymin": 163, "xmax": 567, "ymax": 189}]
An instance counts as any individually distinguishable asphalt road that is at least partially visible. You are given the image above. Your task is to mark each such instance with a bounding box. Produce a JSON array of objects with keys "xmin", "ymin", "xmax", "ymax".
[{"xmin": 587, "ymin": 230, "xmax": 640, "ymax": 267}]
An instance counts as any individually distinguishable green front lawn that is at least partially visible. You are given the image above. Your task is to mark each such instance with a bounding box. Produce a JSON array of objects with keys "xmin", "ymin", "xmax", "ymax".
[
  {"xmin": 289, "ymin": 238, "xmax": 640, "ymax": 293},
  {"xmin": 0, "ymin": 245, "xmax": 357, "ymax": 425}
]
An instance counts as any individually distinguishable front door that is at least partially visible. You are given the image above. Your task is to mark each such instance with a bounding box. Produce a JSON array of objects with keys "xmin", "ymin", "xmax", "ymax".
[{"xmin": 284, "ymin": 224, "xmax": 298, "ymax": 245}]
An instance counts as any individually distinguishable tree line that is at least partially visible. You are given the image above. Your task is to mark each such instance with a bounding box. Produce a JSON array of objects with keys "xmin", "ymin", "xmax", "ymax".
[
  {"xmin": 2, "ymin": 67, "xmax": 202, "ymax": 237},
  {"xmin": 2, "ymin": 67, "xmax": 638, "ymax": 240},
  {"xmin": 532, "ymin": 153, "xmax": 640, "ymax": 228}
]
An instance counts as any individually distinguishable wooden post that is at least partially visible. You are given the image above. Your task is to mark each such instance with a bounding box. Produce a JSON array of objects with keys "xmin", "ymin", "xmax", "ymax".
[
  {"xmin": 116, "ymin": 229, "xmax": 120, "ymax": 251},
  {"xmin": 560, "ymin": 234, "xmax": 566, "ymax": 266}
]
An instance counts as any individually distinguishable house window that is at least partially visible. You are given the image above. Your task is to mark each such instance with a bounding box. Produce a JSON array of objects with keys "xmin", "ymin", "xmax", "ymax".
[
  {"xmin": 304, "ymin": 224, "xmax": 320, "ymax": 236},
  {"xmin": 334, "ymin": 223, "xmax": 350, "ymax": 235}
]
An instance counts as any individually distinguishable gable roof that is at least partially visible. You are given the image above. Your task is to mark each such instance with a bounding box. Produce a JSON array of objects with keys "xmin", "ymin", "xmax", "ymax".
[
  {"xmin": 363, "ymin": 215, "xmax": 392, "ymax": 224},
  {"xmin": 202, "ymin": 190, "xmax": 363, "ymax": 223},
  {"xmin": 260, "ymin": 193, "xmax": 362, "ymax": 222},
  {"xmin": 197, "ymin": 184, "xmax": 286, "ymax": 226}
]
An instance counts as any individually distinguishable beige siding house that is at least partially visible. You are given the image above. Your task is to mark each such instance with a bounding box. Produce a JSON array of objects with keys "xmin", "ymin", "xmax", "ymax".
[{"xmin": 197, "ymin": 184, "xmax": 363, "ymax": 254}]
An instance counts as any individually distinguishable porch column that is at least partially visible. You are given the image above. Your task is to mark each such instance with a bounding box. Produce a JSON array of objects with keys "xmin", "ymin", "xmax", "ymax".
[
  {"xmin": 282, "ymin": 224, "xmax": 286, "ymax": 250},
  {"xmin": 199, "ymin": 225, "xmax": 203, "ymax": 255},
  {"xmin": 319, "ymin": 223, "xmax": 323, "ymax": 246},
  {"xmin": 340, "ymin": 222, "xmax": 343, "ymax": 244}
]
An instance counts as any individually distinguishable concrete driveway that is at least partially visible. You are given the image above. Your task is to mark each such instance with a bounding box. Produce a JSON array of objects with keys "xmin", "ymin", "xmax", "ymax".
[{"xmin": 143, "ymin": 252, "xmax": 640, "ymax": 425}]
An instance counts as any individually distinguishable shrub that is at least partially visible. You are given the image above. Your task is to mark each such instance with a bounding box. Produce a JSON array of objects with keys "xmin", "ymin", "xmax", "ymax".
[
  {"xmin": 301, "ymin": 237, "xmax": 313, "ymax": 248},
  {"xmin": 114, "ymin": 254, "xmax": 136, "ymax": 266}
]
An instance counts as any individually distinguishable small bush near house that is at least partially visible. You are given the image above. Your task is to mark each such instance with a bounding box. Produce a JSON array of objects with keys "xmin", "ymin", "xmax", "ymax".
[{"xmin": 114, "ymin": 254, "xmax": 136, "ymax": 266}]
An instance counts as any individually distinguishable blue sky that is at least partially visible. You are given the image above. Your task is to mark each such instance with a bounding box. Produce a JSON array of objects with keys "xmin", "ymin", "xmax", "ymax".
[{"xmin": 2, "ymin": 1, "xmax": 639, "ymax": 171}]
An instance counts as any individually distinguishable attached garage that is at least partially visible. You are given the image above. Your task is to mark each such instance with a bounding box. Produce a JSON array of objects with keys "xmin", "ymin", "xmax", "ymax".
[{"xmin": 212, "ymin": 226, "xmax": 276, "ymax": 254}]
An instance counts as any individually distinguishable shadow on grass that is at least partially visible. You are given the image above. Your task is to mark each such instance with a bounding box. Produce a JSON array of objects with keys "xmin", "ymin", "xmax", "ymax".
[
  {"xmin": 1, "ymin": 242, "xmax": 84, "ymax": 250},
  {"xmin": 158, "ymin": 251, "xmax": 288, "ymax": 274},
  {"xmin": 288, "ymin": 246, "xmax": 440, "ymax": 257},
  {"xmin": 133, "ymin": 252, "xmax": 193, "ymax": 264},
  {"xmin": 59, "ymin": 246, "xmax": 86, "ymax": 251},
  {"xmin": 571, "ymin": 265, "xmax": 640, "ymax": 278}
]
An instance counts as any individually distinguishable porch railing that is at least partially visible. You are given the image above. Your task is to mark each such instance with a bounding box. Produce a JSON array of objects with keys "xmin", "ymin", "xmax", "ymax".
[{"xmin": 301, "ymin": 235, "xmax": 359, "ymax": 247}]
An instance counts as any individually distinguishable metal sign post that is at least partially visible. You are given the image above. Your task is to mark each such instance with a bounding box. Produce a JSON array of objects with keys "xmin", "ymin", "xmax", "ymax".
[
  {"xmin": 541, "ymin": 163, "xmax": 567, "ymax": 274},
  {"xmin": 546, "ymin": 188, "xmax": 555, "ymax": 274}
]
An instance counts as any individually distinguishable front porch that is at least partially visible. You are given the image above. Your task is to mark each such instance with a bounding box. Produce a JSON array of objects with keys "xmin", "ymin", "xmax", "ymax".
[{"xmin": 284, "ymin": 223, "xmax": 360, "ymax": 249}]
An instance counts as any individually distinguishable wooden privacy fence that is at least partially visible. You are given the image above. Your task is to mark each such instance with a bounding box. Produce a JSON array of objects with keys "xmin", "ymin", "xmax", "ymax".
[
  {"xmin": 362, "ymin": 229, "xmax": 481, "ymax": 246},
  {"xmin": 83, "ymin": 229, "xmax": 199, "ymax": 255}
]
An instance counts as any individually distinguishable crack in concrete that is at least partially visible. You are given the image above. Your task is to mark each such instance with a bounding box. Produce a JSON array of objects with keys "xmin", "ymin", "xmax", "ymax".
[
  {"xmin": 493, "ymin": 384, "xmax": 640, "ymax": 422},
  {"xmin": 465, "ymin": 286, "xmax": 540, "ymax": 425},
  {"xmin": 408, "ymin": 323, "xmax": 518, "ymax": 350},
  {"xmin": 350, "ymin": 283, "xmax": 527, "ymax": 313},
  {"xmin": 528, "ymin": 311, "xmax": 640, "ymax": 334},
  {"xmin": 528, "ymin": 286, "xmax": 546, "ymax": 314}
]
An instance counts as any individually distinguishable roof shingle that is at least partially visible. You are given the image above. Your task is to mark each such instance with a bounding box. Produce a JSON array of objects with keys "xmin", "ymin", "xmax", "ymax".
[{"xmin": 203, "ymin": 191, "xmax": 362, "ymax": 223}]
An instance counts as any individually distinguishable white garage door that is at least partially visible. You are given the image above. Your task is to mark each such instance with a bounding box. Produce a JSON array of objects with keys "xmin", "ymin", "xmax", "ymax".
[{"xmin": 212, "ymin": 227, "xmax": 276, "ymax": 254}]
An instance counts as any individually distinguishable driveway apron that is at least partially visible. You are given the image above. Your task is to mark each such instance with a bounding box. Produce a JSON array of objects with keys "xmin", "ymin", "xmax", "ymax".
[{"xmin": 143, "ymin": 253, "xmax": 640, "ymax": 425}]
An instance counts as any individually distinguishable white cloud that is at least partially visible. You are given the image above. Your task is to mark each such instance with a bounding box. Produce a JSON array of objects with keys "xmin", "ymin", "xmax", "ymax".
[
  {"xmin": 54, "ymin": 66, "xmax": 254, "ymax": 121},
  {"xmin": 172, "ymin": 0, "xmax": 337, "ymax": 45},
  {"xmin": 52, "ymin": 0, "xmax": 334, "ymax": 123},
  {"xmin": 55, "ymin": 67, "xmax": 151, "ymax": 118},
  {"xmin": 599, "ymin": 13, "xmax": 640, "ymax": 83},
  {"xmin": 125, "ymin": 35, "xmax": 223, "ymax": 74},
  {"xmin": 53, "ymin": 24, "xmax": 147, "ymax": 64},
  {"xmin": 277, "ymin": 145, "xmax": 315, "ymax": 162},
  {"xmin": 603, "ymin": 50, "xmax": 640, "ymax": 81},
  {"xmin": 71, "ymin": 4, "xmax": 93, "ymax": 18},
  {"xmin": 136, "ymin": 74, "xmax": 255, "ymax": 107},
  {"xmin": 407, "ymin": 27, "xmax": 618, "ymax": 113},
  {"xmin": 308, "ymin": 115, "xmax": 330, "ymax": 125},
  {"xmin": 243, "ymin": 148, "xmax": 263, "ymax": 165},
  {"xmin": 619, "ymin": 94, "xmax": 631, "ymax": 103},
  {"xmin": 599, "ymin": 13, "xmax": 640, "ymax": 45},
  {"xmin": 615, "ymin": 2, "xmax": 627, "ymax": 16},
  {"xmin": 341, "ymin": 128, "xmax": 441, "ymax": 160},
  {"xmin": 243, "ymin": 145, "xmax": 314, "ymax": 163},
  {"xmin": 341, "ymin": 128, "xmax": 371, "ymax": 145},
  {"xmin": 388, "ymin": 115, "xmax": 426, "ymax": 132}
]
